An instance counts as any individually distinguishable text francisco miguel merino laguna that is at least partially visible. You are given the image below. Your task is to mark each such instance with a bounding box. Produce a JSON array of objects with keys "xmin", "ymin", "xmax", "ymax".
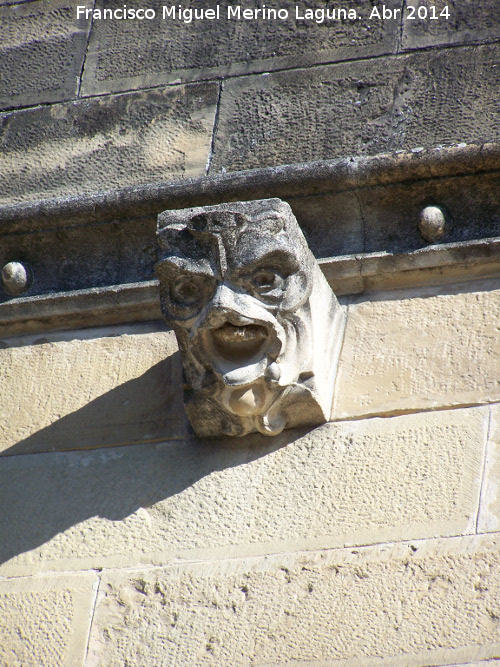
[{"xmin": 76, "ymin": 5, "xmax": 370, "ymax": 23}]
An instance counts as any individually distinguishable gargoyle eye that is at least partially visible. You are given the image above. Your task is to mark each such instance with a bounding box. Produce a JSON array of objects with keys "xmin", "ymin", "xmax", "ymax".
[
  {"xmin": 252, "ymin": 269, "xmax": 278, "ymax": 289},
  {"xmin": 171, "ymin": 277, "xmax": 202, "ymax": 304}
]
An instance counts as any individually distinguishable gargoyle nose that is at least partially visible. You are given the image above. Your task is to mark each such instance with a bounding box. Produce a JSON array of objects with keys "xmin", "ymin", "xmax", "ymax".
[{"xmin": 202, "ymin": 284, "xmax": 254, "ymax": 327}]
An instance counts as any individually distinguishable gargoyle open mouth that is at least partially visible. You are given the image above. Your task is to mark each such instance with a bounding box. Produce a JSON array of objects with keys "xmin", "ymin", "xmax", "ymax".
[{"xmin": 210, "ymin": 323, "xmax": 269, "ymax": 362}]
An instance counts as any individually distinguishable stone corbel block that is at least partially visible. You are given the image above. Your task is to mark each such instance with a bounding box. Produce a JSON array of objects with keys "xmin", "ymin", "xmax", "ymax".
[{"xmin": 156, "ymin": 198, "xmax": 344, "ymax": 437}]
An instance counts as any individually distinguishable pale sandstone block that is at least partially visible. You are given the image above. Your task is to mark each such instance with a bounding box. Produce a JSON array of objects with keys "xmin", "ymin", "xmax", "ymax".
[
  {"xmin": 478, "ymin": 405, "xmax": 500, "ymax": 534},
  {"xmin": 333, "ymin": 284, "xmax": 500, "ymax": 420},
  {"xmin": 0, "ymin": 323, "xmax": 187, "ymax": 455},
  {"xmin": 0, "ymin": 573, "xmax": 97, "ymax": 667},
  {"xmin": 86, "ymin": 535, "xmax": 500, "ymax": 667},
  {"xmin": 0, "ymin": 407, "xmax": 486, "ymax": 576}
]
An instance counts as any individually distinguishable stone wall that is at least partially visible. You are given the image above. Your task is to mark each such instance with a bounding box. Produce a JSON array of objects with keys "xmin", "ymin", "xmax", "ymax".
[
  {"xmin": 1, "ymin": 0, "xmax": 500, "ymax": 204},
  {"xmin": 1, "ymin": 278, "xmax": 499, "ymax": 666},
  {"xmin": 1, "ymin": 1, "xmax": 500, "ymax": 665}
]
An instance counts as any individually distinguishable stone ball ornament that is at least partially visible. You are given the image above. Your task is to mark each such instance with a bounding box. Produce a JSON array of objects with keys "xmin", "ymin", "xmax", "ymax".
[
  {"xmin": 419, "ymin": 205, "xmax": 447, "ymax": 243},
  {"xmin": 156, "ymin": 199, "xmax": 344, "ymax": 437},
  {"xmin": 1, "ymin": 261, "xmax": 32, "ymax": 296}
]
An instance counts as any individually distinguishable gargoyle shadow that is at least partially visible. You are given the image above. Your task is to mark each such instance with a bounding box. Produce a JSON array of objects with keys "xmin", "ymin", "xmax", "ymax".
[{"xmin": 0, "ymin": 351, "xmax": 314, "ymax": 566}]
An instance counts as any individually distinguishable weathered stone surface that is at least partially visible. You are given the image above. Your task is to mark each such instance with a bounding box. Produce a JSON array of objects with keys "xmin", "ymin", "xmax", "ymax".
[
  {"xmin": 288, "ymin": 169, "xmax": 500, "ymax": 262},
  {"xmin": 0, "ymin": 214, "xmax": 161, "ymax": 302},
  {"xmin": 157, "ymin": 199, "xmax": 344, "ymax": 437},
  {"xmin": 0, "ymin": 323, "xmax": 186, "ymax": 456},
  {"xmin": 291, "ymin": 191, "xmax": 365, "ymax": 257},
  {"xmin": 0, "ymin": 407, "xmax": 486, "ymax": 575},
  {"xmin": 211, "ymin": 44, "xmax": 500, "ymax": 172},
  {"xmin": 86, "ymin": 535, "xmax": 500, "ymax": 666},
  {"xmin": 356, "ymin": 171, "xmax": 500, "ymax": 255},
  {"xmin": 478, "ymin": 405, "xmax": 500, "ymax": 534},
  {"xmin": 0, "ymin": 573, "xmax": 97, "ymax": 667},
  {"xmin": 402, "ymin": 0, "xmax": 500, "ymax": 50},
  {"xmin": 0, "ymin": 83, "xmax": 218, "ymax": 205},
  {"xmin": 333, "ymin": 283, "xmax": 500, "ymax": 420},
  {"xmin": 81, "ymin": 0, "xmax": 400, "ymax": 96},
  {"xmin": 0, "ymin": 0, "xmax": 92, "ymax": 110}
]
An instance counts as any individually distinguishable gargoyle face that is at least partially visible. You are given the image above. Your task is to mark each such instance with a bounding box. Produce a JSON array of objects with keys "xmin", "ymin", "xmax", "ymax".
[{"xmin": 156, "ymin": 199, "xmax": 341, "ymax": 437}]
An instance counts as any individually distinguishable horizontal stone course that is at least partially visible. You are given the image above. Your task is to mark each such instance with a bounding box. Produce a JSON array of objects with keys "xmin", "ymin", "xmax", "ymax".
[
  {"xmin": 80, "ymin": 0, "xmax": 400, "ymax": 96},
  {"xmin": 0, "ymin": 82, "xmax": 218, "ymax": 205},
  {"xmin": 0, "ymin": 0, "xmax": 92, "ymax": 110},
  {"xmin": 211, "ymin": 44, "xmax": 500, "ymax": 173},
  {"xmin": 0, "ymin": 573, "xmax": 97, "ymax": 667},
  {"xmin": 0, "ymin": 406, "xmax": 486, "ymax": 576},
  {"xmin": 3, "ymin": 165, "xmax": 498, "ymax": 308},
  {"xmin": 333, "ymin": 282, "xmax": 500, "ymax": 420},
  {"xmin": 86, "ymin": 535, "xmax": 500, "ymax": 666},
  {"xmin": 0, "ymin": 323, "xmax": 187, "ymax": 456},
  {"xmin": 2, "ymin": 282, "xmax": 498, "ymax": 457}
]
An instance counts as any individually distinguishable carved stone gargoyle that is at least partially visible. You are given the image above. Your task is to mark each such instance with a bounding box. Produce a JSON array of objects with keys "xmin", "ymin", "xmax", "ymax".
[{"xmin": 156, "ymin": 198, "xmax": 344, "ymax": 437}]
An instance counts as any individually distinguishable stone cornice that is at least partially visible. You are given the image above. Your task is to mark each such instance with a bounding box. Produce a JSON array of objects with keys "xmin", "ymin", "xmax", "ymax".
[{"xmin": 1, "ymin": 143, "xmax": 499, "ymax": 336}]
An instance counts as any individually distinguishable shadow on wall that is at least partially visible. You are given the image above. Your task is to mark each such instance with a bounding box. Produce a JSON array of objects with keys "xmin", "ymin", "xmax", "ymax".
[
  {"xmin": 5, "ymin": 353, "xmax": 187, "ymax": 456},
  {"xmin": 0, "ymin": 360, "xmax": 313, "ymax": 566}
]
